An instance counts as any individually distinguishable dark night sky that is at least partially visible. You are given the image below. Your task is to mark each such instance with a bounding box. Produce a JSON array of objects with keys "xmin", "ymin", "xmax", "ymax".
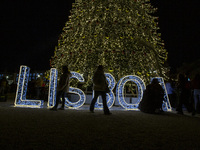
[{"xmin": 0, "ymin": 0, "xmax": 200, "ymax": 73}]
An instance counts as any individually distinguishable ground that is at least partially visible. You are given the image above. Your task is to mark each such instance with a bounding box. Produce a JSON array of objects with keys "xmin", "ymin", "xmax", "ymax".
[{"xmin": 0, "ymin": 94, "xmax": 200, "ymax": 150}]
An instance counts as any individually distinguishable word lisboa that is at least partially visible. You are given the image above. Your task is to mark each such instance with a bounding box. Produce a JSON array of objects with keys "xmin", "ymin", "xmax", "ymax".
[{"xmin": 15, "ymin": 66, "xmax": 172, "ymax": 111}]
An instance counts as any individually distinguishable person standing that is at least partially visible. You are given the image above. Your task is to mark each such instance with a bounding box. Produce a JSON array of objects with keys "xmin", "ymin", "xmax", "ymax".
[
  {"xmin": 51, "ymin": 66, "xmax": 72, "ymax": 110},
  {"xmin": 176, "ymin": 74, "xmax": 192, "ymax": 114},
  {"xmin": 90, "ymin": 65, "xmax": 111, "ymax": 115},
  {"xmin": 165, "ymin": 79, "xmax": 176, "ymax": 108},
  {"xmin": 191, "ymin": 73, "xmax": 200, "ymax": 116},
  {"xmin": 0, "ymin": 77, "xmax": 8, "ymax": 96},
  {"xmin": 35, "ymin": 77, "xmax": 43, "ymax": 99}
]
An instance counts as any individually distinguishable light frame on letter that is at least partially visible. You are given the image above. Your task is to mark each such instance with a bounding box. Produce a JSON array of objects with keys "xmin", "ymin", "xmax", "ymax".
[
  {"xmin": 47, "ymin": 68, "xmax": 58, "ymax": 108},
  {"xmin": 65, "ymin": 71, "xmax": 86, "ymax": 109},
  {"xmin": 151, "ymin": 77, "xmax": 172, "ymax": 111},
  {"xmin": 116, "ymin": 75, "xmax": 146, "ymax": 110},
  {"xmin": 14, "ymin": 65, "xmax": 44, "ymax": 108},
  {"xmin": 94, "ymin": 73, "xmax": 116, "ymax": 109}
]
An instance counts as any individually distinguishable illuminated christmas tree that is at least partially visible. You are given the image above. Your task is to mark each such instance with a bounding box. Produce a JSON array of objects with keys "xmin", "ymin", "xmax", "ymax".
[{"xmin": 50, "ymin": 0, "xmax": 168, "ymax": 86}]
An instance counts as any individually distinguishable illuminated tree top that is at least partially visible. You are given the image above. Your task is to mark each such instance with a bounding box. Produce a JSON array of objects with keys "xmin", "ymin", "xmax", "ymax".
[{"xmin": 51, "ymin": 0, "xmax": 168, "ymax": 85}]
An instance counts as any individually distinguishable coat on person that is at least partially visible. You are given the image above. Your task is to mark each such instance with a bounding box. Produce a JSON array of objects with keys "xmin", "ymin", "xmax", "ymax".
[
  {"xmin": 92, "ymin": 68, "xmax": 108, "ymax": 92},
  {"xmin": 57, "ymin": 71, "xmax": 72, "ymax": 93}
]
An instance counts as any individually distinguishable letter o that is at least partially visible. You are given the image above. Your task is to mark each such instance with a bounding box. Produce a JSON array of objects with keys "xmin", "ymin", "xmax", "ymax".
[{"xmin": 116, "ymin": 75, "xmax": 146, "ymax": 110}]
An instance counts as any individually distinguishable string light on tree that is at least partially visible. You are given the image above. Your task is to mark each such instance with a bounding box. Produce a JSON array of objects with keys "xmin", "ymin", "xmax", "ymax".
[{"xmin": 51, "ymin": 0, "xmax": 168, "ymax": 85}]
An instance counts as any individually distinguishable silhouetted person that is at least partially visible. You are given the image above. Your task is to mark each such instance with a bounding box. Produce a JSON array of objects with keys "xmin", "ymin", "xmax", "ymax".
[
  {"xmin": 35, "ymin": 77, "xmax": 43, "ymax": 99},
  {"xmin": 139, "ymin": 78, "xmax": 164, "ymax": 114},
  {"xmin": 0, "ymin": 77, "xmax": 8, "ymax": 96},
  {"xmin": 90, "ymin": 65, "xmax": 111, "ymax": 115},
  {"xmin": 10, "ymin": 82, "xmax": 17, "ymax": 93},
  {"xmin": 165, "ymin": 79, "xmax": 176, "ymax": 108},
  {"xmin": 176, "ymin": 73, "xmax": 192, "ymax": 114},
  {"xmin": 27, "ymin": 79, "xmax": 36, "ymax": 99},
  {"xmin": 51, "ymin": 66, "xmax": 72, "ymax": 110},
  {"xmin": 191, "ymin": 73, "xmax": 200, "ymax": 116}
]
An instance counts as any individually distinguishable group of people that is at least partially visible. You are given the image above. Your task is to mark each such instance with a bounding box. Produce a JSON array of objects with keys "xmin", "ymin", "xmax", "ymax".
[
  {"xmin": 50, "ymin": 65, "xmax": 200, "ymax": 116},
  {"xmin": 27, "ymin": 77, "xmax": 47, "ymax": 100},
  {"xmin": 176, "ymin": 73, "xmax": 200, "ymax": 116},
  {"xmin": 139, "ymin": 72, "xmax": 200, "ymax": 115},
  {"xmin": 50, "ymin": 65, "xmax": 111, "ymax": 115}
]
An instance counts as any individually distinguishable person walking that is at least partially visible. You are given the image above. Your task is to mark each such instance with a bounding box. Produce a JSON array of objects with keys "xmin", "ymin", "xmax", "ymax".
[
  {"xmin": 90, "ymin": 65, "xmax": 111, "ymax": 115},
  {"xmin": 50, "ymin": 66, "xmax": 72, "ymax": 110}
]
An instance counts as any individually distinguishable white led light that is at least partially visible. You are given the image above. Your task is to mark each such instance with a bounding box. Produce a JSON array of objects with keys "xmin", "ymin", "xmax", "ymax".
[
  {"xmin": 14, "ymin": 66, "xmax": 44, "ymax": 108},
  {"xmin": 47, "ymin": 68, "xmax": 58, "ymax": 108},
  {"xmin": 48, "ymin": 70, "xmax": 86, "ymax": 109},
  {"xmin": 93, "ymin": 73, "xmax": 116, "ymax": 109},
  {"xmin": 64, "ymin": 71, "xmax": 86, "ymax": 109},
  {"xmin": 116, "ymin": 75, "xmax": 146, "ymax": 110},
  {"xmin": 15, "ymin": 65, "xmax": 171, "ymax": 112},
  {"xmin": 151, "ymin": 77, "xmax": 172, "ymax": 111}
]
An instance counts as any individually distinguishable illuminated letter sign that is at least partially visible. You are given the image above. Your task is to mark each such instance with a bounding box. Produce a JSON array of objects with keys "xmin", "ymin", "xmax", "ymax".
[
  {"xmin": 151, "ymin": 77, "xmax": 172, "ymax": 111},
  {"xmin": 14, "ymin": 66, "xmax": 44, "ymax": 108},
  {"xmin": 47, "ymin": 68, "xmax": 58, "ymax": 108},
  {"xmin": 48, "ymin": 69, "xmax": 86, "ymax": 109},
  {"xmin": 65, "ymin": 72, "xmax": 86, "ymax": 109},
  {"xmin": 15, "ymin": 66, "xmax": 171, "ymax": 112},
  {"xmin": 116, "ymin": 75, "xmax": 146, "ymax": 110},
  {"xmin": 93, "ymin": 73, "xmax": 116, "ymax": 109}
]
